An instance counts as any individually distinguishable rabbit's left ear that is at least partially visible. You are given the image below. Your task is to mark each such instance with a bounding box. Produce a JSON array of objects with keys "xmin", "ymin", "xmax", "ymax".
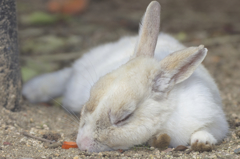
[
  {"xmin": 153, "ymin": 45, "xmax": 207, "ymax": 93},
  {"xmin": 133, "ymin": 1, "xmax": 160, "ymax": 58}
]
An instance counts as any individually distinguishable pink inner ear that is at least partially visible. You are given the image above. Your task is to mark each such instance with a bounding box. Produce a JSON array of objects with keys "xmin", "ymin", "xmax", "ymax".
[
  {"xmin": 170, "ymin": 47, "xmax": 207, "ymax": 84},
  {"xmin": 152, "ymin": 71, "xmax": 174, "ymax": 94},
  {"xmin": 153, "ymin": 46, "xmax": 207, "ymax": 93}
]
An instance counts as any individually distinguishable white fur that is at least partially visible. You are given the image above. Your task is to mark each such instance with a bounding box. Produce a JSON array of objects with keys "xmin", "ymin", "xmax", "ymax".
[
  {"xmin": 22, "ymin": 67, "xmax": 72, "ymax": 103},
  {"xmin": 22, "ymin": 1, "xmax": 228, "ymax": 152}
]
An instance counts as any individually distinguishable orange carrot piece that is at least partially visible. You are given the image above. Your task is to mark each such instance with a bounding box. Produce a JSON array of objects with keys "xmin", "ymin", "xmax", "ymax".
[{"xmin": 62, "ymin": 141, "xmax": 78, "ymax": 149}]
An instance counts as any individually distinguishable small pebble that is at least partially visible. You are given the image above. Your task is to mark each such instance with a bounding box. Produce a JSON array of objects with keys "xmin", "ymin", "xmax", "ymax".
[
  {"xmin": 236, "ymin": 122, "xmax": 240, "ymax": 127},
  {"xmin": 149, "ymin": 154, "xmax": 154, "ymax": 159},
  {"xmin": 173, "ymin": 154, "xmax": 180, "ymax": 157},
  {"xmin": 30, "ymin": 118, "xmax": 34, "ymax": 123},
  {"xmin": 208, "ymin": 154, "xmax": 217, "ymax": 159},
  {"xmin": 3, "ymin": 142, "xmax": 12, "ymax": 146},
  {"xmin": 163, "ymin": 148, "xmax": 173, "ymax": 153},
  {"xmin": 236, "ymin": 130, "xmax": 240, "ymax": 137},
  {"xmin": 118, "ymin": 149, "xmax": 124, "ymax": 153},
  {"xmin": 185, "ymin": 149, "xmax": 192, "ymax": 154},
  {"xmin": 53, "ymin": 153, "xmax": 60, "ymax": 157},
  {"xmin": 42, "ymin": 132, "xmax": 61, "ymax": 142},
  {"xmin": 174, "ymin": 145, "xmax": 188, "ymax": 151},
  {"xmin": 234, "ymin": 148, "xmax": 240, "ymax": 154}
]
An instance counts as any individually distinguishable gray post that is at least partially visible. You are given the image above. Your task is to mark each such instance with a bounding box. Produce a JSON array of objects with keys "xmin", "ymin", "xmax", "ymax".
[{"xmin": 0, "ymin": 0, "xmax": 22, "ymax": 111}]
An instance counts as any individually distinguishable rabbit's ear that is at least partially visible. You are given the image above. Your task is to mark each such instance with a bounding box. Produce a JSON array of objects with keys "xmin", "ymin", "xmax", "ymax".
[
  {"xmin": 153, "ymin": 45, "xmax": 207, "ymax": 93},
  {"xmin": 133, "ymin": 1, "xmax": 160, "ymax": 58}
]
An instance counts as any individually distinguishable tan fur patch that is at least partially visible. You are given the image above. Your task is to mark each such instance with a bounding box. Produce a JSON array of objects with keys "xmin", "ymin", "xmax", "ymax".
[
  {"xmin": 161, "ymin": 46, "xmax": 204, "ymax": 71},
  {"xmin": 134, "ymin": 1, "xmax": 160, "ymax": 57},
  {"xmin": 85, "ymin": 97, "xmax": 98, "ymax": 113},
  {"xmin": 85, "ymin": 57, "xmax": 158, "ymax": 114},
  {"xmin": 161, "ymin": 48, "xmax": 195, "ymax": 71},
  {"xmin": 151, "ymin": 133, "xmax": 171, "ymax": 150},
  {"xmin": 191, "ymin": 141, "xmax": 214, "ymax": 152},
  {"xmin": 85, "ymin": 73, "xmax": 117, "ymax": 113}
]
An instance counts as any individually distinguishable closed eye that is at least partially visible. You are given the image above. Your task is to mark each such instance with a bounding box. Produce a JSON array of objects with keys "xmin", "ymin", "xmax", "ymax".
[
  {"xmin": 114, "ymin": 112, "xmax": 133, "ymax": 125},
  {"xmin": 80, "ymin": 118, "xmax": 86, "ymax": 128},
  {"xmin": 108, "ymin": 110, "xmax": 134, "ymax": 126}
]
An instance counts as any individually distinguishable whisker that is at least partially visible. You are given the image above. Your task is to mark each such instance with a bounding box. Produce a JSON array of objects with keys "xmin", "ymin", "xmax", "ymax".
[
  {"xmin": 77, "ymin": 71, "xmax": 93, "ymax": 87},
  {"xmin": 72, "ymin": 79, "xmax": 91, "ymax": 91},
  {"xmin": 50, "ymin": 97, "xmax": 80, "ymax": 125},
  {"xmin": 34, "ymin": 98, "xmax": 79, "ymax": 128},
  {"xmin": 58, "ymin": 105, "xmax": 80, "ymax": 126},
  {"xmin": 77, "ymin": 61, "xmax": 96, "ymax": 86},
  {"xmin": 62, "ymin": 114, "xmax": 79, "ymax": 127}
]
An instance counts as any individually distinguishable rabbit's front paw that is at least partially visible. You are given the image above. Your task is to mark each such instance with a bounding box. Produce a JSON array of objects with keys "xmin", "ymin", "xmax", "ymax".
[{"xmin": 190, "ymin": 130, "xmax": 217, "ymax": 152}]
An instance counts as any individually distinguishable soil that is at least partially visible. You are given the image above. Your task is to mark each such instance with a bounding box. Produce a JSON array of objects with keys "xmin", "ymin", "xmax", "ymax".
[{"xmin": 1, "ymin": 0, "xmax": 240, "ymax": 158}]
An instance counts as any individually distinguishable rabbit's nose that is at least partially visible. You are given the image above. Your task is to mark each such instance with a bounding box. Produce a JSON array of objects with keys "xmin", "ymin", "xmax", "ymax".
[{"xmin": 77, "ymin": 136, "xmax": 92, "ymax": 151}]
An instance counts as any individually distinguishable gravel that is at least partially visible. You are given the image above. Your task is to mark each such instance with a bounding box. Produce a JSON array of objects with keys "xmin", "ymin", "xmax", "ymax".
[{"xmin": 1, "ymin": 0, "xmax": 240, "ymax": 158}]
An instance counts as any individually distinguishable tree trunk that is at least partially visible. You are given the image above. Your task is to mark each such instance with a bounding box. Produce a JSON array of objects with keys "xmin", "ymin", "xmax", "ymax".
[{"xmin": 0, "ymin": 0, "xmax": 22, "ymax": 111}]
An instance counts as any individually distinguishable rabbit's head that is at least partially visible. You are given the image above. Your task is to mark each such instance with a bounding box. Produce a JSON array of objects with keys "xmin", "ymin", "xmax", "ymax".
[{"xmin": 76, "ymin": 1, "xmax": 207, "ymax": 152}]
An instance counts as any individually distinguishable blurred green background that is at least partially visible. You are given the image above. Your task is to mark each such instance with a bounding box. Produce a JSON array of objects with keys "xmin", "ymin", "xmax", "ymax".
[{"xmin": 17, "ymin": 0, "xmax": 240, "ymax": 82}]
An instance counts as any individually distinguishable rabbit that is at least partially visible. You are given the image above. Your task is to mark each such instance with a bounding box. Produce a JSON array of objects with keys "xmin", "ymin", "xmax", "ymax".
[{"xmin": 22, "ymin": 1, "xmax": 228, "ymax": 152}]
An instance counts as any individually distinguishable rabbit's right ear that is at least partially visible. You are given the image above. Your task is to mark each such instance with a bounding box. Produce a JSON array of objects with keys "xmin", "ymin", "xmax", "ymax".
[
  {"xmin": 133, "ymin": 1, "xmax": 160, "ymax": 58},
  {"xmin": 153, "ymin": 45, "xmax": 207, "ymax": 93}
]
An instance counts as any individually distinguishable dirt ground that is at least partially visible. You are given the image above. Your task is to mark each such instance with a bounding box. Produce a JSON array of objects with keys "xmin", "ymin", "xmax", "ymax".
[{"xmin": 1, "ymin": 0, "xmax": 240, "ymax": 158}]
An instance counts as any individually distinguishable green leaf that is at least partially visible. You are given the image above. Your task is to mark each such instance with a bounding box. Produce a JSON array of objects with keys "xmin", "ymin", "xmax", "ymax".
[{"xmin": 21, "ymin": 12, "xmax": 59, "ymax": 25}]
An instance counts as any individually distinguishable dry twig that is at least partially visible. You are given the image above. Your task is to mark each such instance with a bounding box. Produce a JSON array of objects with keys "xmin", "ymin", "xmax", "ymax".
[{"xmin": 22, "ymin": 132, "xmax": 56, "ymax": 143}]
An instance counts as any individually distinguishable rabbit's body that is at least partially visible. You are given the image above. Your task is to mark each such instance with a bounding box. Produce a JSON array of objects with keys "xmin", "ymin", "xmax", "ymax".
[
  {"xmin": 22, "ymin": 1, "xmax": 228, "ymax": 152},
  {"xmin": 159, "ymin": 66, "xmax": 227, "ymax": 147}
]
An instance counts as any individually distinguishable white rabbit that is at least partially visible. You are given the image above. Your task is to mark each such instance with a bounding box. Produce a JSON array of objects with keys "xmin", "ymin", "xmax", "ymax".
[{"xmin": 22, "ymin": 1, "xmax": 228, "ymax": 152}]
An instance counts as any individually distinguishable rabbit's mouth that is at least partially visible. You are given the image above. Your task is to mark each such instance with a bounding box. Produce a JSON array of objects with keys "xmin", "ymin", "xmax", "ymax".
[
  {"xmin": 76, "ymin": 124, "xmax": 113, "ymax": 152},
  {"xmin": 76, "ymin": 135, "xmax": 113, "ymax": 152}
]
